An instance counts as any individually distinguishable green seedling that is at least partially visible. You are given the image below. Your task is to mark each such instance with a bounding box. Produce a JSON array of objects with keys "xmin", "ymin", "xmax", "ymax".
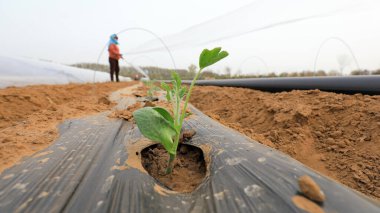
[
  {"xmin": 143, "ymin": 80, "xmax": 160, "ymax": 98},
  {"xmin": 133, "ymin": 47, "xmax": 228, "ymax": 174}
]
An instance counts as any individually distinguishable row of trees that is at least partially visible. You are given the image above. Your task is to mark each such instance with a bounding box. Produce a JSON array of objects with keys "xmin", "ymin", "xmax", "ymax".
[
  {"xmin": 71, "ymin": 63, "xmax": 380, "ymax": 80},
  {"xmin": 231, "ymin": 69, "xmax": 380, "ymax": 78}
]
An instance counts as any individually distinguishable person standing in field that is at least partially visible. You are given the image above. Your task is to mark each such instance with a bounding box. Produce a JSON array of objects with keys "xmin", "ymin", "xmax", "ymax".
[{"xmin": 108, "ymin": 34, "xmax": 122, "ymax": 82}]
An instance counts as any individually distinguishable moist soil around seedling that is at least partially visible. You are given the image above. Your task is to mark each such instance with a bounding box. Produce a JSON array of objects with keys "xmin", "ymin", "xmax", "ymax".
[{"xmin": 141, "ymin": 143, "xmax": 206, "ymax": 193}]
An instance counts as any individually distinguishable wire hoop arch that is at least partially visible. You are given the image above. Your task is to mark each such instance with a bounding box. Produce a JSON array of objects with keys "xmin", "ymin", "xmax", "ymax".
[
  {"xmin": 313, "ymin": 36, "xmax": 360, "ymax": 74},
  {"xmin": 238, "ymin": 56, "xmax": 269, "ymax": 75}
]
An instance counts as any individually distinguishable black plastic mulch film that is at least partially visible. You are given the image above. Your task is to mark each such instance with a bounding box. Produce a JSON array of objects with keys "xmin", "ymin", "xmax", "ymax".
[
  {"xmin": 0, "ymin": 104, "xmax": 379, "ymax": 212},
  {"xmin": 183, "ymin": 76, "xmax": 380, "ymax": 95}
]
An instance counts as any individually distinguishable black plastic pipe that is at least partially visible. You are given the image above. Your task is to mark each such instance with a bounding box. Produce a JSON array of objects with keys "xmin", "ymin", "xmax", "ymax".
[{"xmin": 183, "ymin": 76, "xmax": 380, "ymax": 95}]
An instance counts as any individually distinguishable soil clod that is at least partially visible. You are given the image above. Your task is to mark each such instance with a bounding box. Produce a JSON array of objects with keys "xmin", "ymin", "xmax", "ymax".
[
  {"xmin": 292, "ymin": 195, "xmax": 325, "ymax": 213},
  {"xmin": 143, "ymin": 101, "xmax": 156, "ymax": 107},
  {"xmin": 97, "ymin": 96, "xmax": 111, "ymax": 105},
  {"xmin": 108, "ymin": 102, "xmax": 142, "ymax": 121},
  {"xmin": 145, "ymin": 96, "xmax": 159, "ymax": 102},
  {"xmin": 298, "ymin": 175, "xmax": 325, "ymax": 202},
  {"xmin": 180, "ymin": 129, "xmax": 196, "ymax": 142}
]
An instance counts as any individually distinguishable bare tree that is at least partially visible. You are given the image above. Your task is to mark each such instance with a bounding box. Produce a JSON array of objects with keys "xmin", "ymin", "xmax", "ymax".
[
  {"xmin": 187, "ymin": 64, "xmax": 197, "ymax": 79},
  {"xmin": 234, "ymin": 69, "xmax": 242, "ymax": 77},
  {"xmin": 224, "ymin": 66, "xmax": 231, "ymax": 77},
  {"xmin": 328, "ymin": 70, "xmax": 341, "ymax": 76},
  {"xmin": 337, "ymin": 54, "xmax": 351, "ymax": 75}
]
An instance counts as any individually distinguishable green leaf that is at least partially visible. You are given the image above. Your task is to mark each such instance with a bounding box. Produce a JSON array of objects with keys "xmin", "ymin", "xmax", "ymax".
[
  {"xmin": 184, "ymin": 112, "xmax": 192, "ymax": 118},
  {"xmin": 171, "ymin": 71, "xmax": 181, "ymax": 90},
  {"xmin": 179, "ymin": 87, "xmax": 187, "ymax": 99},
  {"xmin": 199, "ymin": 47, "xmax": 229, "ymax": 69},
  {"xmin": 133, "ymin": 107, "xmax": 176, "ymax": 154},
  {"xmin": 161, "ymin": 82, "xmax": 172, "ymax": 101},
  {"xmin": 161, "ymin": 82, "xmax": 170, "ymax": 91},
  {"xmin": 151, "ymin": 85, "xmax": 159, "ymax": 92},
  {"xmin": 152, "ymin": 107, "xmax": 174, "ymax": 126},
  {"xmin": 166, "ymin": 91, "xmax": 172, "ymax": 102}
]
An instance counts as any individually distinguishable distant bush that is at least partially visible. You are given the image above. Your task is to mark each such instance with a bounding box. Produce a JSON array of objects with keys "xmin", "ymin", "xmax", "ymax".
[
  {"xmin": 315, "ymin": 70, "xmax": 327, "ymax": 76},
  {"xmin": 72, "ymin": 63, "xmax": 187, "ymax": 80},
  {"xmin": 351, "ymin": 70, "xmax": 371, "ymax": 75},
  {"xmin": 327, "ymin": 70, "xmax": 342, "ymax": 76},
  {"xmin": 70, "ymin": 63, "xmax": 380, "ymax": 80}
]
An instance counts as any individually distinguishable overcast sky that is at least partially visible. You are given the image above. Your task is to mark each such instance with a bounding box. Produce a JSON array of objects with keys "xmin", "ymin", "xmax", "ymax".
[{"xmin": 1, "ymin": 0, "xmax": 380, "ymax": 75}]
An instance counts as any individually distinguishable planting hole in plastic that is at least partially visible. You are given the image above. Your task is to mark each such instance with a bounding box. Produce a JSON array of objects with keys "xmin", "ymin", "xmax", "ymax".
[{"xmin": 141, "ymin": 143, "xmax": 207, "ymax": 193}]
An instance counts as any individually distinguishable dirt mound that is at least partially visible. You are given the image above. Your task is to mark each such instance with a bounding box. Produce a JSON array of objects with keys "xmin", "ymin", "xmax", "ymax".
[
  {"xmin": 0, "ymin": 81, "xmax": 136, "ymax": 173},
  {"xmin": 108, "ymin": 102, "xmax": 143, "ymax": 121},
  {"xmin": 1, "ymin": 82, "xmax": 379, "ymax": 200},
  {"xmin": 191, "ymin": 86, "xmax": 380, "ymax": 200}
]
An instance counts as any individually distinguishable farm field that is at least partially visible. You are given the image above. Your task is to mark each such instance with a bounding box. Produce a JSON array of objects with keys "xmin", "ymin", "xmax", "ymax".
[
  {"xmin": 2, "ymin": 0, "xmax": 380, "ymax": 212},
  {"xmin": 0, "ymin": 82, "xmax": 378, "ymax": 200},
  {"xmin": 0, "ymin": 82, "xmax": 136, "ymax": 173},
  {"xmin": 191, "ymin": 86, "xmax": 380, "ymax": 200}
]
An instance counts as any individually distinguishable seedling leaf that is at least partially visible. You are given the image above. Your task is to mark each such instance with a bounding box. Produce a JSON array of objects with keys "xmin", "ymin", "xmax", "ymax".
[
  {"xmin": 161, "ymin": 82, "xmax": 172, "ymax": 101},
  {"xmin": 171, "ymin": 71, "xmax": 181, "ymax": 90},
  {"xmin": 133, "ymin": 47, "xmax": 229, "ymax": 174},
  {"xmin": 133, "ymin": 107, "xmax": 176, "ymax": 154},
  {"xmin": 179, "ymin": 87, "xmax": 187, "ymax": 99},
  {"xmin": 185, "ymin": 112, "xmax": 192, "ymax": 118},
  {"xmin": 199, "ymin": 47, "xmax": 229, "ymax": 69},
  {"xmin": 161, "ymin": 82, "xmax": 170, "ymax": 91},
  {"xmin": 152, "ymin": 107, "xmax": 174, "ymax": 126}
]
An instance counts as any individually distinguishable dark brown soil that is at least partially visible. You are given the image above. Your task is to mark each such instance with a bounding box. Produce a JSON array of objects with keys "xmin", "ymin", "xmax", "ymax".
[{"xmin": 141, "ymin": 143, "xmax": 206, "ymax": 193}]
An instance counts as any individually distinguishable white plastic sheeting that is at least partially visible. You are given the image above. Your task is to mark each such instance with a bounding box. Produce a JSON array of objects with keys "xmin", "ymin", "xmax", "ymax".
[
  {"xmin": 117, "ymin": 0, "xmax": 380, "ymax": 75},
  {"xmin": 0, "ymin": 55, "xmax": 130, "ymax": 88}
]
